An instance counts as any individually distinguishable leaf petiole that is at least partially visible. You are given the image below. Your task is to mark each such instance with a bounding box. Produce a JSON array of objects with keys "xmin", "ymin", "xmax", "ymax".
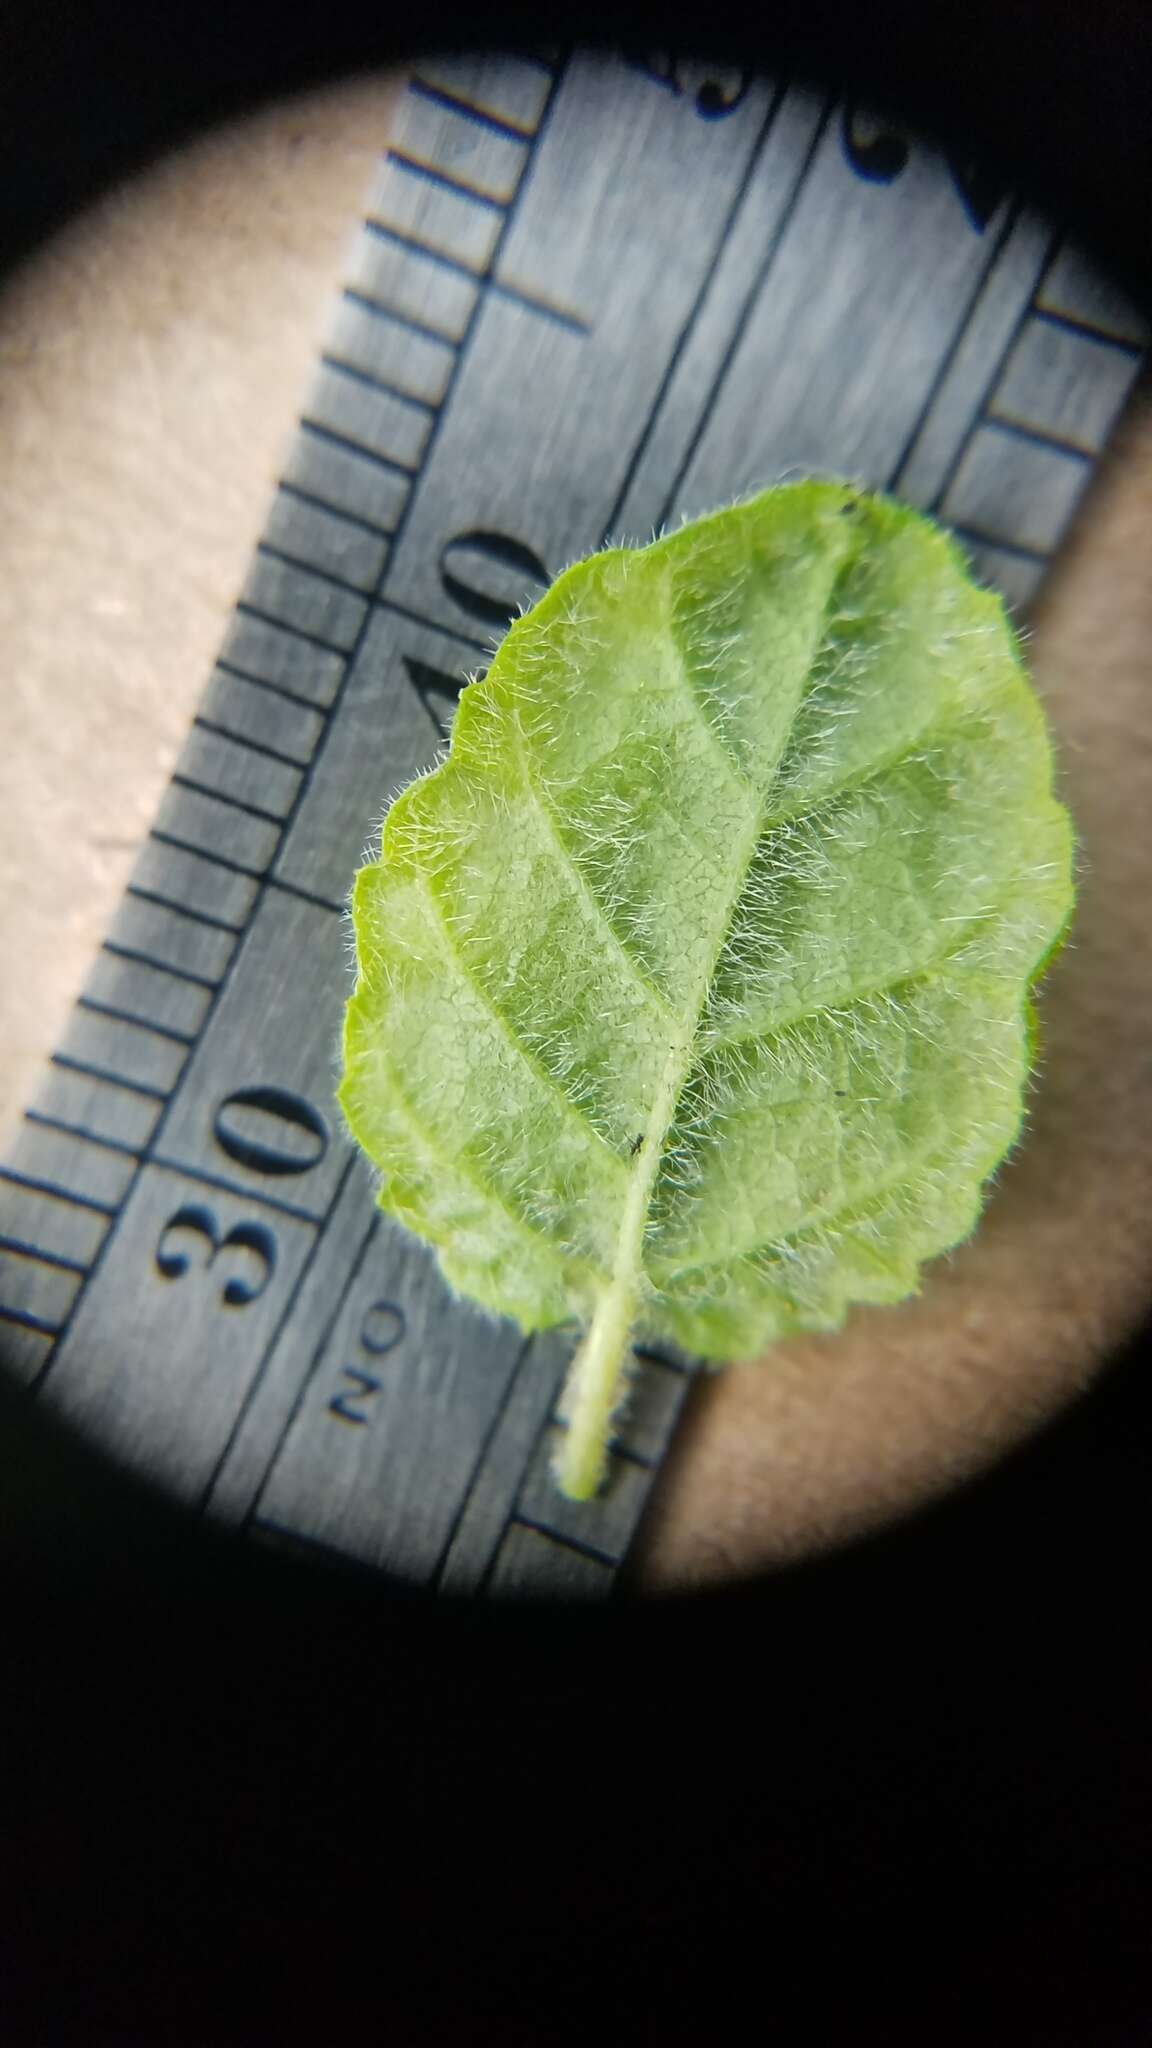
[
  {"xmin": 554, "ymin": 1036, "xmax": 690, "ymax": 1497},
  {"xmin": 554, "ymin": 1276, "xmax": 637, "ymax": 1500}
]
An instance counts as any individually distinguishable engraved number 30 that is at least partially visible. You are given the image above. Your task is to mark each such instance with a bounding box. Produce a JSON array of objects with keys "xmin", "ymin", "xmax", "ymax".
[{"xmin": 155, "ymin": 1202, "xmax": 276, "ymax": 1307}]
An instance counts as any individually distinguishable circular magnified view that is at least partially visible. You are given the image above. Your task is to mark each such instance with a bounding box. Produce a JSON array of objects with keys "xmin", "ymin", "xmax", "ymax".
[{"xmin": 1, "ymin": 50, "xmax": 1149, "ymax": 1597}]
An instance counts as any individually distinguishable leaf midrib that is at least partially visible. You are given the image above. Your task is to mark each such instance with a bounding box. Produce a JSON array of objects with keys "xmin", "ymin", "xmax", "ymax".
[{"xmin": 576, "ymin": 538, "xmax": 865, "ymax": 1318}]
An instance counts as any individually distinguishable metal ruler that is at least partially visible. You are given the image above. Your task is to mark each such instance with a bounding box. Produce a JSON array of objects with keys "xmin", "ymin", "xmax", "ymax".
[{"xmin": 1, "ymin": 50, "xmax": 1146, "ymax": 1596}]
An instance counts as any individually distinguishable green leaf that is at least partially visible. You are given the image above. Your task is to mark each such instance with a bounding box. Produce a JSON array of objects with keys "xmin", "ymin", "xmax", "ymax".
[{"xmin": 340, "ymin": 483, "xmax": 1074, "ymax": 1499}]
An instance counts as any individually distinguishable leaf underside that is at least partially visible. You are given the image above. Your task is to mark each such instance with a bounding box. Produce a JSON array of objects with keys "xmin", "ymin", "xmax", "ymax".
[{"xmin": 340, "ymin": 483, "xmax": 1074, "ymax": 1493}]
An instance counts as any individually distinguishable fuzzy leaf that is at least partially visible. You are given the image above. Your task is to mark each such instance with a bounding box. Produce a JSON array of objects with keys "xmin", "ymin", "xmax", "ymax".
[{"xmin": 340, "ymin": 483, "xmax": 1074, "ymax": 1498}]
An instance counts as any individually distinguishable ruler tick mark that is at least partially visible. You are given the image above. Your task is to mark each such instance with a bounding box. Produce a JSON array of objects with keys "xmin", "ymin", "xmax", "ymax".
[
  {"xmin": 632, "ymin": 1344, "xmax": 692, "ymax": 1377},
  {"xmin": 234, "ymin": 600, "xmax": 353, "ymax": 661},
  {"xmin": 341, "ymin": 288, "xmax": 462, "ymax": 351},
  {"xmin": 168, "ymin": 773, "xmax": 289, "ymax": 829},
  {"xmin": 192, "ymin": 715, "xmax": 310, "ymax": 775},
  {"xmin": 0, "ymin": 1234, "xmax": 89, "ymax": 1277},
  {"xmin": 486, "ymin": 278, "xmax": 590, "ymax": 335},
  {"xmin": 24, "ymin": 1109, "xmax": 143, "ymax": 1161},
  {"xmin": 928, "ymin": 228, "xmax": 1062, "ymax": 518},
  {"xmin": 319, "ymin": 354, "xmax": 439, "ymax": 412},
  {"xmin": 1030, "ymin": 303, "xmax": 1146, "ymax": 355},
  {"xmin": 949, "ymin": 521, "xmax": 1048, "ymax": 564},
  {"xmin": 0, "ymin": 1166, "xmax": 117, "ymax": 1217},
  {"xmin": 101, "ymin": 941, "xmax": 219, "ymax": 993},
  {"xmin": 981, "ymin": 411, "xmax": 1095, "ymax": 461},
  {"xmin": 364, "ymin": 216, "xmax": 487, "ymax": 281},
  {"xmin": 0, "ymin": 1304, "xmax": 61, "ymax": 1339},
  {"xmin": 256, "ymin": 539, "xmax": 384, "ymax": 603},
  {"xmin": 297, "ymin": 417, "xmax": 417, "ymax": 484},
  {"xmin": 509, "ymin": 1513, "xmax": 620, "ymax": 1570},
  {"xmin": 266, "ymin": 876, "xmax": 346, "ymax": 917},
  {"xmin": 361, "ymin": 222, "xmax": 589, "ymax": 335},
  {"xmin": 888, "ymin": 198, "xmax": 1024, "ymax": 495},
  {"xmin": 369, "ymin": 60, "xmax": 566, "ymax": 588},
  {"xmin": 408, "ymin": 78, "xmax": 537, "ymax": 144},
  {"xmin": 213, "ymin": 659, "xmax": 328, "ymax": 716},
  {"xmin": 386, "ymin": 150, "xmax": 509, "ymax": 213},
  {"xmin": 371, "ymin": 594, "xmax": 491, "ymax": 653},
  {"xmin": 601, "ymin": 1439, "xmax": 656, "ymax": 1472},
  {"xmin": 149, "ymin": 830, "xmax": 267, "ymax": 883},
  {"xmin": 277, "ymin": 478, "xmax": 401, "ymax": 543},
  {"xmin": 126, "ymin": 885, "xmax": 243, "ymax": 936},
  {"xmin": 146, "ymin": 1155, "xmax": 326, "ymax": 1226},
  {"xmin": 76, "ymin": 996, "xmax": 196, "ymax": 1049},
  {"xmin": 51, "ymin": 1054, "xmax": 169, "ymax": 1103}
]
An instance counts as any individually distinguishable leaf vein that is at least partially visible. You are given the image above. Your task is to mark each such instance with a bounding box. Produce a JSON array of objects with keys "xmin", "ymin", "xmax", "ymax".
[
  {"xmin": 651, "ymin": 1150, "xmax": 957, "ymax": 1287},
  {"xmin": 664, "ymin": 603, "xmax": 756, "ymax": 792},
  {"xmin": 513, "ymin": 728, "xmax": 677, "ymax": 1020},
  {"xmin": 757, "ymin": 703, "xmax": 975, "ymax": 842},
  {"xmin": 419, "ymin": 871, "xmax": 628, "ymax": 1168},
  {"xmin": 378, "ymin": 1049, "xmax": 608, "ymax": 1271},
  {"xmin": 702, "ymin": 937, "xmax": 999, "ymax": 1055}
]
